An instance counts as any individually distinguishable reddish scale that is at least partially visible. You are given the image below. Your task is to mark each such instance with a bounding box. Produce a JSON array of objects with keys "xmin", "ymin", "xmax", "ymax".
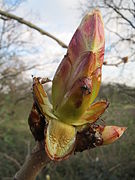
[
  {"xmin": 68, "ymin": 29, "xmax": 84, "ymax": 61},
  {"xmin": 82, "ymin": 14, "xmax": 95, "ymax": 37},
  {"xmin": 28, "ymin": 103, "xmax": 45, "ymax": 141},
  {"xmin": 70, "ymin": 52, "xmax": 97, "ymax": 88},
  {"xmin": 112, "ymin": 128, "xmax": 120, "ymax": 138}
]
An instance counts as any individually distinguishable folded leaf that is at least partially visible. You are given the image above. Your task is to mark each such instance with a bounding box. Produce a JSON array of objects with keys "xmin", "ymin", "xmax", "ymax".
[
  {"xmin": 72, "ymin": 100, "xmax": 109, "ymax": 125},
  {"xmin": 89, "ymin": 67, "xmax": 102, "ymax": 104},
  {"xmin": 56, "ymin": 75, "xmax": 92, "ymax": 124},
  {"xmin": 45, "ymin": 120, "xmax": 76, "ymax": 161},
  {"xmin": 52, "ymin": 10, "xmax": 105, "ymax": 122},
  {"xmin": 33, "ymin": 77, "xmax": 57, "ymax": 120}
]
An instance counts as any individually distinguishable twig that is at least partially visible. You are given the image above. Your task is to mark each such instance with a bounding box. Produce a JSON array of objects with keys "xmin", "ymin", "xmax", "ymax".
[
  {"xmin": 14, "ymin": 142, "xmax": 50, "ymax": 180},
  {"xmin": 109, "ymin": 163, "xmax": 121, "ymax": 172},
  {"xmin": 0, "ymin": 10, "xmax": 130, "ymax": 68},
  {"xmin": 104, "ymin": 2, "xmax": 135, "ymax": 29},
  {"xmin": 0, "ymin": 9, "xmax": 68, "ymax": 48},
  {"xmin": 0, "ymin": 152, "xmax": 21, "ymax": 169},
  {"xmin": 103, "ymin": 56, "xmax": 128, "ymax": 67},
  {"xmin": 105, "ymin": 26, "xmax": 135, "ymax": 43},
  {"xmin": 103, "ymin": 61, "xmax": 123, "ymax": 67}
]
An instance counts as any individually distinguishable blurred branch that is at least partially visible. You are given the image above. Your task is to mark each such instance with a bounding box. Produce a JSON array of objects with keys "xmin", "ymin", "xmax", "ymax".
[
  {"xmin": 109, "ymin": 163, "xmax": 121, "ymax": 172},
  {"xmin": 104, "ymin": 1, "xmax": 135, "ymax": 29},
  {"xmin": 0, "ymin": 20, "xmax": 6, "ymax": 48},
  {"xmin": 0, "ymin": 9, "xmax": 68, "ymax": 48},
  {"xmin": 14, "ymin": 92, "xmax": 31, "ymax": 105},
  {"xmin": 105, "ymin": 26, "xmax": 135, "ymax": 43},
  {"xmin": 0, "ymin": 152, "xmax": 21, "ymax": 169},
  {"xmin": 0, "ymin": 64, "xmax": 38, "ymax": 81}
]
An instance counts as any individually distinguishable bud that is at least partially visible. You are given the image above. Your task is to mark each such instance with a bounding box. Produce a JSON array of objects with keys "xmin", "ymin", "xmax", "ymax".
[
  {"xmin": 95, "ymin": 125, "xmax": 127, "ymax": 145},
  {"xmin": 52, "ymin": 9, "xmax": 105, "ymax": 124},
  {"xmin": 31, "ymin": 10, "xmax": 126, "ymax": 162}
]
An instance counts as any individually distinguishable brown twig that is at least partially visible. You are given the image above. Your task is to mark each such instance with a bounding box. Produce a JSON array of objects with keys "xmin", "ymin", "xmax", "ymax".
[
  {"xmin": 103, "ymin": 56, "xmax": 128, "ymax": 67},
  {"xmin": 14, "ymin": 142, "xmax": 50, "ymax": 180},
  {"xmin": 103, "ymin": 61, "xmax": 123, "ymax": 67},
  {"xmin": 0, "ymin": 9, "xmax": 68, "ymax": 48}
]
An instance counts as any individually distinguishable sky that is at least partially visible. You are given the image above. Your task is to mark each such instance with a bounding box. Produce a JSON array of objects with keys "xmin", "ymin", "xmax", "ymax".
[{"xmin": 4, "ymin": 0, "xmax": 135, "ymax": 87}]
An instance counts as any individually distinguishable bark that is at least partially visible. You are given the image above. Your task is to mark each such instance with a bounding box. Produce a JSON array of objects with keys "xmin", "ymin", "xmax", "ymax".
[{"xmin": 14, "ymin": 142, "xmax": 50, "ymax": 180}]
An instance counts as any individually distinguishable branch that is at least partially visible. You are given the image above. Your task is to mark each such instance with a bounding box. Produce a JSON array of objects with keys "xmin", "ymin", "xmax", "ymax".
[
  {"xmin": 104, "ymin": 2, "xmax": 135, "ymax": 29},
  {"xmin": 14, "ymin": 102, "xmax": 103, "ymax": 180},
  {"xmin": 105, "ymin": 26, "xmax": 135, "ymax": 43},
  {"xmin": 0, "ymin": 9, "xmax": 68, "ymax": 48},
  {"xmin": 0, "ymin": 9, "xmax": 130, "ymax": 67},
  {"xmin": 14, "ymin": 127, "xmax": 101, "ymax": 180},
  {"xmin": 14, "ymin": 142, "xmax": 50, "ymax": 180}
]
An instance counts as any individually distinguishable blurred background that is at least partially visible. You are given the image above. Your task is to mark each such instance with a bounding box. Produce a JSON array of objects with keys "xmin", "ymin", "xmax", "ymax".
[{"xmin": 0, "ymin": 0, "xmax": 135, "ymax": 179}]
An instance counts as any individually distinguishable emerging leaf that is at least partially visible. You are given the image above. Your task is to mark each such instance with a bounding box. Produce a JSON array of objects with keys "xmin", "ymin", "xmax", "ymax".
[
  {"xmin": 45, "ymin": 120, "xmax": 76, "ymax": 161},
  {"xmin": 72, "ymin": 100, "xmax": 109, "ymax": 125},
  {"xmin": 33, "ymin": 77, "xmax": 57, "ymax": 120}
]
